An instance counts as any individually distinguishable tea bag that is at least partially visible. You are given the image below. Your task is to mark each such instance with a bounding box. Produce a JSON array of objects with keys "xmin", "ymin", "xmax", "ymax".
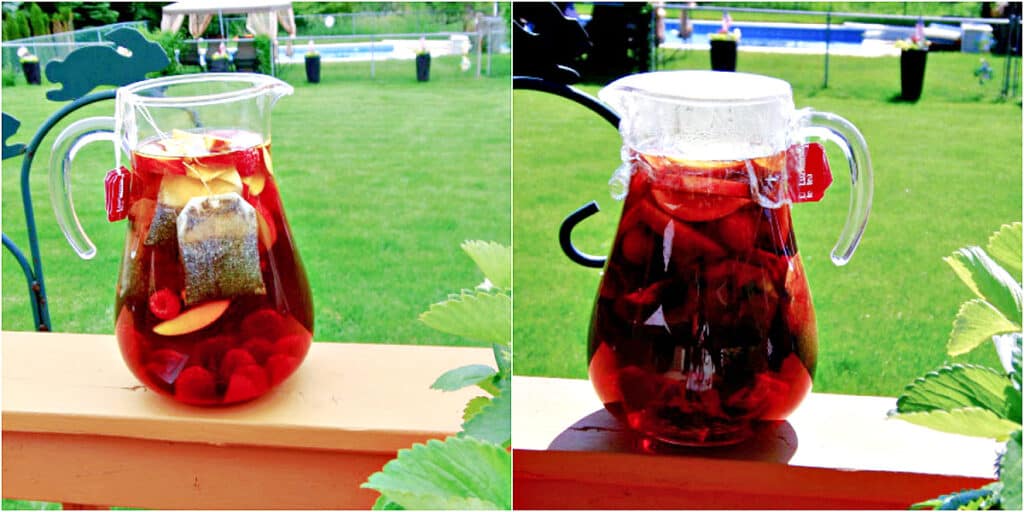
[
  {"xmin": 177, "ymin": 192, "xmax": 266, "ymax": 305},
  {"xmin": 145, "ymin": 202, "xmax": 180, "ymax": 245},
  {"xmin": 146, "ymin": 171, "xmax": 243, "ymax": 246}
]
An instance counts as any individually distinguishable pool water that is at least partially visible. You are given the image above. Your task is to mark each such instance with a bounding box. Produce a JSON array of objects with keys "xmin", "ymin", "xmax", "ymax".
[
  {"xmin": 663, "ymin": 19, "xmax": 868, "ymax": 53},
  {"xmin": 278, "ymin": 42, "xmax": 397, "ymax": 63}
]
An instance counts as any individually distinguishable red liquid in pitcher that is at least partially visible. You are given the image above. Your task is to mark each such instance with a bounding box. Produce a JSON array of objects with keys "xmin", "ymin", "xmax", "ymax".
[
  {"xmin": 114, "ymin": 130, "xmax": 313, "ymax": 406},
  {"xmin": 588, "ymin": 151, "xmax": 817, "ymax": 446}
]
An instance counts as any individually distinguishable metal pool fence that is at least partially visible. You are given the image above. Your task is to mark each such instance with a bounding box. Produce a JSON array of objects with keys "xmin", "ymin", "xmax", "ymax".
[{"xmin": 660, "ymin": 4, "xmax": 1021, "ymax": 99}]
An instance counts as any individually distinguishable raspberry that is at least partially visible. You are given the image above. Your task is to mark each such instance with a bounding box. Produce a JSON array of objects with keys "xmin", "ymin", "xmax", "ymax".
[
  {"xmin": 224, "ymin": 364, "xmax": 269, "ymax": 403},
  {"xmin": 274, "ymin": 334, "xmax": 309, "ymax": 358},
  {"xmin": 148, "ymin": 289, "xmax": 182, "ymax": 320},
  {"xmin": 219, "ymin": 348, "xmax": 257, "ymax": 381},
  {"xmin": 241, "ymin": 338, "xmax": 274, "ymax": 364},
  {"xmin": 266, "ymin": 354, "xmax": 299, "ymax": 386},
  {"xmin": 175, "ymin": 366, "xmax": 217, "ymax": 403},
  {"xmin": 241, "ymin": 309, "xmax": 284, "ymax": 339}
]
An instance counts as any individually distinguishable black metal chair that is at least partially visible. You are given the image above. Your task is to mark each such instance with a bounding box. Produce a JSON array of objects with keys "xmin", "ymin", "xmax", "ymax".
[
  {"xmin": 178, "ymin": 42, "xmax": 203, "ymax": 71},
  {"xmin": 234, "ymin": 40, "xmax": 259, "ymax": 72}
]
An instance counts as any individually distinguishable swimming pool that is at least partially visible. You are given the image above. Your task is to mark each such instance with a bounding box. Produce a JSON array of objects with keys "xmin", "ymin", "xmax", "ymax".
[
  {"xmin": 278, "ymin": 42, "xmax": 397, "ymax": 64},
  {"xmin": 664, "ymin": 19, "xmax": 871, "ymax": 54}
]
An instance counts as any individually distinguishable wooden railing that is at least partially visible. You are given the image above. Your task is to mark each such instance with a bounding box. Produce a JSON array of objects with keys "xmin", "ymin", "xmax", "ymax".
[
  {"xmin": 2, "ymin": 331, "xmax": 491, "ymax": 509},
  {"xmin": 4, "ymin": 331, "xmax": 1000, "ymax": 509},
  {"xmin": 513, "ymin": 376, "xmax": 1000, "ymax": 509}
]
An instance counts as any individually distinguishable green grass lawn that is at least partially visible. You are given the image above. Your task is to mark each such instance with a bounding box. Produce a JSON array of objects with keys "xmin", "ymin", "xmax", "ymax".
[
  {"xmin": 513, "ymin": 49, "xmax": 1022, "ymax": 397},
  {"xmin": 2, "ymin": 55, "xmax": 510, "ymax": 350}
]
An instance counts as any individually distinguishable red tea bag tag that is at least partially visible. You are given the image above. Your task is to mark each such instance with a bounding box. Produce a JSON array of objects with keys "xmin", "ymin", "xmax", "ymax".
[
  {"xmin": 787, "ymin": 142, "xmax": 833, "ymax": 203},
  {"xmin": 104, "ymin": 166, "xmax": 134, "ymax": 222}
]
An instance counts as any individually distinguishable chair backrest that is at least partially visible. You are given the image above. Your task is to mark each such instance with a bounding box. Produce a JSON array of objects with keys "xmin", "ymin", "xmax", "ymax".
[
  {"xmin": 179, "ymin": 43, "xmax": 201, "ymax": 65},
  {"xmin": 236, "ymin": 41, "xmax": 257, "ymax": 59}
]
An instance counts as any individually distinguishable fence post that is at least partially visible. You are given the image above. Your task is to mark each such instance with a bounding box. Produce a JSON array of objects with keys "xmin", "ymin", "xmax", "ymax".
[
  {"xmin": 823, "ymin": 9, "xmax": 831, "ymax": 88},
  {"xmin": 476, "ymin": 23, "xmax": 483, "ymax": 78},
  {"xmin": 1001, "ymin": 15, "xmax": 1018, "ymax": 98},
  {"xmin": 370, "ymin": 34, "xmax": 375, "ymax": 79}
]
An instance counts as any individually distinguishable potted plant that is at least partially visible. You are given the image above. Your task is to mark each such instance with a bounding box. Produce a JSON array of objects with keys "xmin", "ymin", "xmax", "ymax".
[
  {"xmin": 17, "ymin": 47, "xmax": 40, "ymax": 85},
  {"xmin": 896, "ymin": 20, "xmax": 930, "ymax": 101},
  {"xmin": 304, "ymin": 40, "xmax": 321, "ymax": 84},
  {"xmin": 207, "ymin": 43, "xmax": 230, "ymax": 72},
  {"xmin": 709, "ymin": 13, "xmax": 740, "ymax": 72},
  {"xmin": 416, "ymin": 37, "xmax": 431, "ymax": 82}
]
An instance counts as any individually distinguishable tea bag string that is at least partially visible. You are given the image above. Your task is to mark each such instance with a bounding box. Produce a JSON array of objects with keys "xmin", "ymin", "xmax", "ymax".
[{"xmin": 135, "ymin": 102, "xmax": 170, "ymax": 142}]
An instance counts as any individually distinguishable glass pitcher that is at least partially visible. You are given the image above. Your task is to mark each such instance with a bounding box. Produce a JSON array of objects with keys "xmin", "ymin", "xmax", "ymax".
[
  {"xmin": 578, "ymin": 71, "xmax": 873, "ymax": 446},
  {"xmin": 49, "ymin": 74, "xmax": 314, "ymax": 406}
]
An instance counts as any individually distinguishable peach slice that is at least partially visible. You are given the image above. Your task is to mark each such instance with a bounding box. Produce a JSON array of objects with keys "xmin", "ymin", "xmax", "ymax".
[
  {"xmin": 262, "ymin": 147, "xmax": 274, "ymax": 175},
  {"xmin": 153, "ymin": 299, "xmax": 231, "ymax": 336},
  {"xmin": 255, "ymin": 203, "xmax": 278, "ymax": 249},
  {"xmin": 158, "ymin": 173, "xmax": 243, "ymax": 208},
  {"xmin": 242, "ymin": 173, "xmax": 266, "ymax": 196}
]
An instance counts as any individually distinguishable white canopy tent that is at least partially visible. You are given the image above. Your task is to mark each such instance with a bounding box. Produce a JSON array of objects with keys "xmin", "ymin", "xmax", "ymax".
[{"xmin": 160, "ymin": 0, "xmax": 297, "ymax": 40}]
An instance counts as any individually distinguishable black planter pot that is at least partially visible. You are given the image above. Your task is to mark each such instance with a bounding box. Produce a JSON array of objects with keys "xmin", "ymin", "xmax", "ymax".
[
  {"xmin": 21, "ymin": 61, "xmax": 40, "ymax": 85},
  {"xmin": 900, "ymin": 49, "xmax": 927, "ymax": 101},
  {"xmin": 208, "ymin": 58, "xmax": 230, "ymax": 72},
  {"xmin": 305, "ymin": 55, "xmax": 321, "ymax": 83},
  {"xmin": 416, "ymin": 53, "xmax": 431, "ymax": 82},
  {"xmin": 709, "ymin": 40, "xmax": 737, "ymax": 72}
]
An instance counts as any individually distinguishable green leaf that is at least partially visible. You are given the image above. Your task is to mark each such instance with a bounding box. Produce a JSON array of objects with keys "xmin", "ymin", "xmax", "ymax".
[
  {"xmin": 461, "ymin": 241, "xmax": 511, "ymax": 290},
  {"xmin": 998, "ymin": 443, "xmax": 1021, "ymax": 509},
  {"xmin": 372, "ymin": 496, "xmax": 405, "ymax": 510},
  {"xmin": 891, "ymin": 407, "xmax": 1019, "ymax": 441},
  {"xmin": 947, "ymin": 299, "xmax": 1021, "ymax": 357},
  {"xmin": 999, "ymin": 430, "xmax": 1022, "ymax": 510},
  {"xmin": 1005, "ymin": 383, "xmax": 1022, "ymax": 424},
  {"xmin": 431, "ymin": 365, "xmax": 498, "ymax": 392},
  {"xmin": 463, "ymin": 396, "xmax": 491, "ymax": 422},
  {"xmin": 1012, "ymin": 334, "xmax": 1022, "ymax": 393},
  {"xmin": 462, "ymin": 380, "xmax": 511, "ymax": 448},
  {"xmin": 910, "ymin": 484, "xmax": 1001, "ymax": 510},
  {"xmin": 987, "ymin": 222, "xmax": 1022, "ymax": 283},
  {"xmin": 420, "ymin": 290, "xmax": 511, "ymax": 345},
  {"xmin": 896, "ymin": 364, "xmax": 1011, "ymax": 417},
  {"xmin": 362, "ymin": 436, "xmax": 511, "ymax": 510},
  {"xmin": 492, "ymin": 342, "xmax": 511, "ymax": 377},
  {"xmin": 945, "ymin": 246, "xmax": 1023, "ymax": 326}
]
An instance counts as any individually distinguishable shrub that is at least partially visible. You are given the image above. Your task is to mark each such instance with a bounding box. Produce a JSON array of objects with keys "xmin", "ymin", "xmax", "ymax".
[
  {"xmin": 253, "ymin": 34, "xmax": 273, "ymax": 75},
  {"xmin": 27, "ymin": 3, "xmax": 48, "ymax": 37},
  {"xmin": 142, "ymin": 29, "xmax": 184, "ymax": 78},
  {"xmin": 2, "ymin": 68, "xmax": 17, "ymax": 87}
]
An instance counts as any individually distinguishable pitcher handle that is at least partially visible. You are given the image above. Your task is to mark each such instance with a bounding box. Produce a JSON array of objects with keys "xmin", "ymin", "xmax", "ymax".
[
  {"xmin": 560, "ymin": 201, "xmax": 606, "ymax": 268},
  {"xmin": 798, "ymin": 110, "xmax": 874, "ymax": 266},
  {"xmin": 49, "ymin": 116, "xmax": 119, "ymax": 260}
]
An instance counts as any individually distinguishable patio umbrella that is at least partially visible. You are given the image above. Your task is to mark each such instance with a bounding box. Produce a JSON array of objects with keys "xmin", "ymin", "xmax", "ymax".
[{"xmin": 161, "ymin": 0, "xmax": 296, "ymax": 40}]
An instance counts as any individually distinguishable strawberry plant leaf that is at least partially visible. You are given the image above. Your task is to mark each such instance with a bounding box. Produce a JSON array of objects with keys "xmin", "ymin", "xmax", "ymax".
[
  {"xmin": 891, "ymin": 406, "xmax": 1019, "ymax": 441},
  {"xmin": 362, "ymin": 436, "xmax": 511, "ymax": 510},
  {"xmin": 462, "ymin": 380, "xmax": 511, "ymax": 448},
  {"xmin": 896, "ymin": 364, "xmax": 1010, "ymax": 416},
  {"xmin": 945, "ymin": 246, "xmax": 1023, "ymax": 326},
  {"xmin": 420, "ymin": 290, "xmax": 511, "ymax": 345},
  {"xmin": 987, "ymin": 222, "xmax": 1022, "ymax": 283},
  {"xmin": 431, "ymin": 365, "xmax": 497, "ymax": 393},
  {"xmin": 461, "ymin": 241, "xmax": 511, "ymax": 290},
  {"xmin": 947, "ymin": 299, "xmax": 1021, "ymax": 357},
  {"xmin": 463, "ymin": 396, "xmax": 491, "ymax": 423},
  {"xmin": 372, "ymin": 496, "xmax": 404, "ymax": 510},
  {"xmin": 493, "ymin": 342, "xmax": 510, "ymax": 376},
  {"xmin": 999, "ymin": 430, "xmax": 1021, "ymax": 510}
]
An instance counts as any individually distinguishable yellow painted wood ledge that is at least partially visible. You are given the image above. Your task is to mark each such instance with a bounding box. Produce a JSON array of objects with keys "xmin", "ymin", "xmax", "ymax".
[
  {"xmin": 2, "ymin": 331, "xmax": 493, "ymax": 509},
  {"xmin": 512, "ymin": 375, "xmax": 1002, "ymax": 509}
]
